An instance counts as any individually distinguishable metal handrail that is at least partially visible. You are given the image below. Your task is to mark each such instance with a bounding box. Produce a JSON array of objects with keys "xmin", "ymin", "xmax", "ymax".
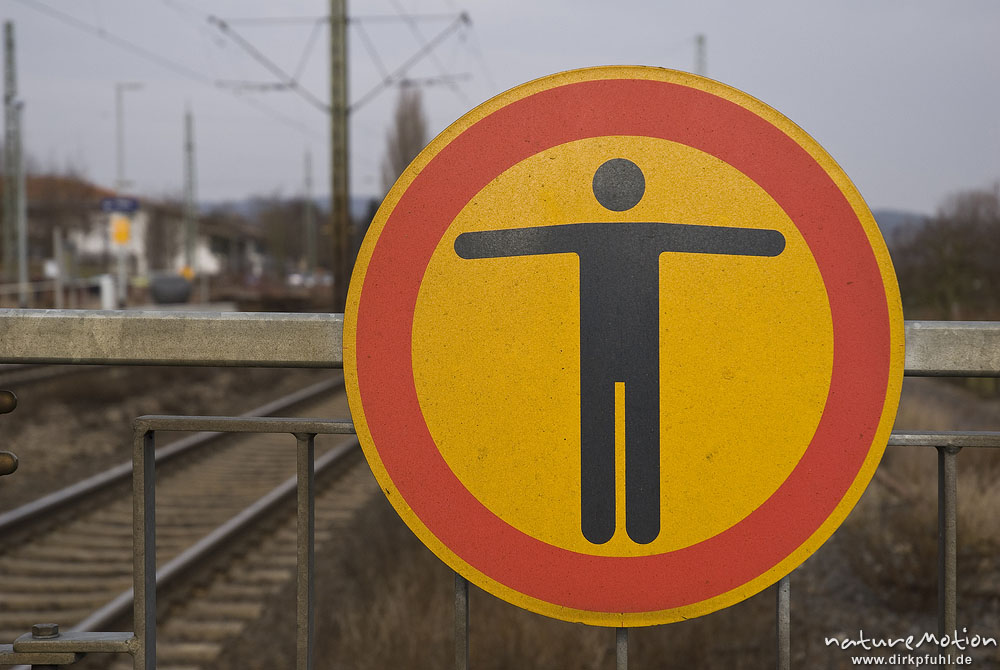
[
  {"xmin": 0, "ymin": 311, "xmax": 998, "ymax": 375},
  {"xmin": 1, "ymin": 310, "xmax": 998, "ymax": 670}
]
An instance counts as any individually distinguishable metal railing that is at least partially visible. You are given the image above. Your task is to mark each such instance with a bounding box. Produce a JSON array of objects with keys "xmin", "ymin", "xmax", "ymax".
[
  {"xmin": 0, "ymin": 309, "xmax": 998, "ymax": 669},
  {"xmin": 127, "ymin": 415, "xmax": 356, "ymax": 670},
  {"xmin": 0, "ymin": 276, "xmax": 113, "ymax": 310}
]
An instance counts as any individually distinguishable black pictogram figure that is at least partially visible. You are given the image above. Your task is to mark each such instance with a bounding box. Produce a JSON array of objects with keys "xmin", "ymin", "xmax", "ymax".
[{"xmin": 455, "ymin": 158, "xmax": 786, "ymax": 545}]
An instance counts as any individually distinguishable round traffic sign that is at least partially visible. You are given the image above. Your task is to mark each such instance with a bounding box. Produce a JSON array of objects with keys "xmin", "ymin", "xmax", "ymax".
[{"xmin": 344, "ymin": 66, "xmax": 904, "ymax": 626}]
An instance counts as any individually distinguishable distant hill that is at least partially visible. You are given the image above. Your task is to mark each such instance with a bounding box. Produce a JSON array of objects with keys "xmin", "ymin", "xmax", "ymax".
[
  {"xmin": 202, "ymin": 199, "xmax": 928, "ymax": 245},
  {"xmin": 202, "ymin": 196, "xmax": 378, "ymax": 222},
  {"xmin": 872, "ymin": 209, "xmax": 927, "ymax": 244}
]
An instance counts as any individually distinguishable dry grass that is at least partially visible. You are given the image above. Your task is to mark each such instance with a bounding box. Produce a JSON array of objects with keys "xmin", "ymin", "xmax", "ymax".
[
  {"xmin": 216, "ymin": 377, "xmax": 1000, "ymax": 668},
  {"xmin": 830, "ymin": 378, "xmax": 1000, "ymax": 665},
  {"xmin": 327, "ymin": 378, "xmax": 1000, "ymax": 668},
  {"xmin": 841, "ymin": 455, "xmax": 939, "ymax": 611},
  {"xmin": 315, "ymin": 492, "xmax": 778, "ymax": 670}
]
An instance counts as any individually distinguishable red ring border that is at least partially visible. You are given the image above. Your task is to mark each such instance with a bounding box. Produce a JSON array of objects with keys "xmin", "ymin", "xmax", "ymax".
[{"xmin": 351, "ymin": 75, "xmax": 892, "ymax": 614}]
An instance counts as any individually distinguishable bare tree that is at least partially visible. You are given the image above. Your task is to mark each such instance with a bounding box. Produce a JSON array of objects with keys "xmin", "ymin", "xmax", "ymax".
[
  {"xmin": 892, "ymin": 184, "xmax": 1000, "ymax": 319},
  {"xmin": 380, "ymin": 85, "xmax": 428, "ymax": 195}
]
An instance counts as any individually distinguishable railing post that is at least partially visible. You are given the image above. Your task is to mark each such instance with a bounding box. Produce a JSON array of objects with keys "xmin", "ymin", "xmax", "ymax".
[
  {"xmin": 455, "ymin": 573, "xmax": 469, "ymax": 670},
  {"xmin": 776, "ymin": 576, "xmax": 790, "ymax": 670},
  {"xmin": 133, "ymin": 428, "xmax": 156, "ymax": 670},
  {"xmin": 938, "ymin": 445, "xmax": 959, "ymax": 670},
  {"xmin": 295, "ymin": 433, "xmax": 316, "ymax": 670},
  {"xmin": 616, "ymin": 627, "xmax": 628, "ymax": 670}
]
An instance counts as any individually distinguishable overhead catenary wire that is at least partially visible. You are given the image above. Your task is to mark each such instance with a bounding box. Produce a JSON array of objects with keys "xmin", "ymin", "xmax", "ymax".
[
  {"xmin": 292, "ymin": 18, "xmax": 325, "ymax": 83},
  {"xmin": 207, "ymin": 15, "xmax": 330, "ymax": 113},
  {"xmin": 16, "ymin": 0, "xmax": 214, "ymax": 85},
  {"xmin": 221, "ymin": 14, "xmax": 462, "ymax": 26},
  {"xmin": 15, "ymin": 0, "xmax": 497, "ymax": 195},
  {"xmin": 206, "ymin": 9, "xmax": 473, "ymax": 115},
  {"xmin": 158, "ymin": 0, "xmax": 230, "ymax": 78},
  {"xmin": 354, "ymin": 19, "xmax": 391, "ymax": 80},
  {"xmin": 88, "ymin": 0, "xmax": 105, "ymax": 34},
  {"xmin": 350, "ymin": 11, "xmax": 471, "ymax": 113},
  {"xmin": 11, "ymin": 0, "xmax": 321, "ymax": 139},
  {"xmin": 216, "ymin": 81, "xmax": 291, "ymax": 92},
  {"xmin": 352, "ymin": 13, "xmax": 463, "ymax": 24},
  {"xmin": 462, "ymin": 21, "xmax": 497, "ymax": 91},
  {"xmin": 387, "ymin": 0, "xmax": 470, "ymax": 106},
  {"xmin": 399, "ymin": 73, "xmax": 471, "ymax": 88}
]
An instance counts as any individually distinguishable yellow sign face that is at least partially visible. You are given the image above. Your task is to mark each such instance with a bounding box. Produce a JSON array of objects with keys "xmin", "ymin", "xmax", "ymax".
[
  {"xmin": 345, "ymin": 67, "xmax": 904, "ymax": 626},
  {"xmin": 110, "ymin": 214, "xmax": 131, "ymax": 245},
  {"xmin": 413, "ymin": 135, "xmax": 833, "ymax": 557}
]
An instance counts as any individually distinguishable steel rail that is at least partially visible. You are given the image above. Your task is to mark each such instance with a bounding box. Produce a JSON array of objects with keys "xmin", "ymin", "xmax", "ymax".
[
  {"xmin": 3, "ymin": 390, "xmax": 358, "ymax": 669},
  {"xmin": 6, "ymin": 430, "xmax": 360, "ymax": 670},
  {"xmin": 70, "ymin": 438, "xmax": 359, "ymax": 634},
  {"xmin": 0, "ymin": 376, "xmax": 344, "ymax": 535},
  {"xmin": 126, "ymin": 416, "xmax": 361, "ymax": 670},
  {"xmin": 0, "ymin": 363, "xmax": 110, "ymax": 387}
]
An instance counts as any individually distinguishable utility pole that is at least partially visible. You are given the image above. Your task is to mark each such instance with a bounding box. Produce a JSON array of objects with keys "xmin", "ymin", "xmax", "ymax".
[
  {"xmin": 182, "ymin": 107, "xmax": 204, "ymax": 301},
  {"xmin": 695, "ymin": 34, "xmax": 707, "ymax": 77},
  {"xmin": 304, "ymin": 150, "xmax": 317, "ymax": 274},
  {"xmin": 14, "ymin": 100, "xmax": 26, "ymax": 308},
  {"xmin": 3, "ymin": 22, "xmax": 17, "ymax": 283},
  {"xmin": 330, "ymin": 0, "xmax": 349, "ymax": 311}
]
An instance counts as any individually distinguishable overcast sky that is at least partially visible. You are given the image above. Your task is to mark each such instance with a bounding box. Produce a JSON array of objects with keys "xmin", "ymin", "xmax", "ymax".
[{"xmin": 4, "ymin": 0, "xmax": 999, "ymax": 216}]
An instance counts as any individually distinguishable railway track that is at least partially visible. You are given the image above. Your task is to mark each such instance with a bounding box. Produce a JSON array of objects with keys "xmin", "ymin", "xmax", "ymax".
[
  {"xmin": 0, "ymin": 363, "xmax": 105, "ymax": 388},
  {"xmin": 0, "ymin": 379, "xmax": 376, "ymax": 669}
]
